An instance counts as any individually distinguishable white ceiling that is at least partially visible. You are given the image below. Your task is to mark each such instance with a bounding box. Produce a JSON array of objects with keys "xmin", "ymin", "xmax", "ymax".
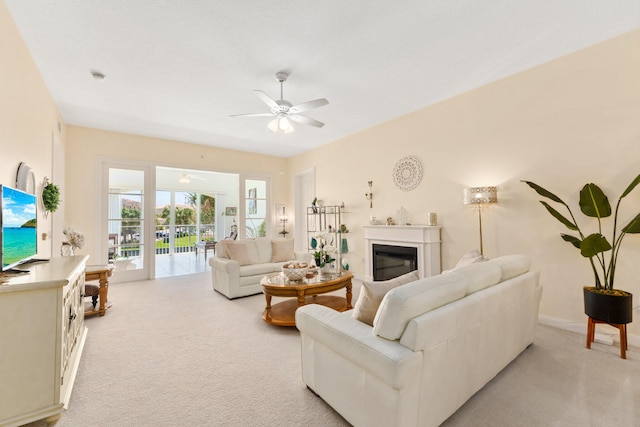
[{"xmin": 5, "ymin": 1, "xmax": 640, "ymax": 158}]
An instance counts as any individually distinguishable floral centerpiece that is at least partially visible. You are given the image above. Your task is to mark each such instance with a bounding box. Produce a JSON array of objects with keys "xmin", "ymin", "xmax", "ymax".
[
  {"xmin": 61, "ymin": 228, "xmax": 85, "ymax": 256},
  {"xmin": 311, "ymin": 232, "xmax": 337, "ymax": 268}
]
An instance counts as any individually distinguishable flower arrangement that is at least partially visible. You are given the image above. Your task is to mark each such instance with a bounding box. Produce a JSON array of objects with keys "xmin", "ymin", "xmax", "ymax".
[
  {"xmin": 311, "ymin": 232, "xmax": 337, "ymax": 267},
  {"xmin": 63, "ymin": 228, "xmax": 85, "ymax": 250}
]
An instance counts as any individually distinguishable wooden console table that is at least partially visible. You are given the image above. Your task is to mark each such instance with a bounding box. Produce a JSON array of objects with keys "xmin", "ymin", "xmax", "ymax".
[{"xmin": 84, "ymin": 264, "xmax": 114, "ymax": 317}]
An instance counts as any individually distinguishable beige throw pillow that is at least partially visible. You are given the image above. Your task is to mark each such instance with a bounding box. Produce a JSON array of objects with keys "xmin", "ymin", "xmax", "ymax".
[
  {"xmin": 271, "ymin": 239, "xmax": 295, "ymax": 262},
  {"xmin": 351, "ymin": 270, "xmax": 420, "ymax": 326},
  {"xmin": 225, "ymin": 242, "xmax": 252, "ymax": 266}
]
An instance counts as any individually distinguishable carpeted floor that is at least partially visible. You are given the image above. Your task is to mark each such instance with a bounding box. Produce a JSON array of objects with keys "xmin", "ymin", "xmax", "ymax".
[{"xmin": 25, "ymin": 272, "xmax": 639, "ymax": 426}]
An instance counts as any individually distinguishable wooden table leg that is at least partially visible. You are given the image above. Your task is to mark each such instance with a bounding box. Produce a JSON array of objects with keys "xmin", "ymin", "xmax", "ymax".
[
  {"xmin": 586, "ymin": 317, "xmax": 628, "ymax": 359},
  {"xmin": 345, "ymin": 282, "xmax": 353, "ymax": 309},
  {"xmin": 98, "ymin": 273, "xmax": 108, "ymax": 316}
]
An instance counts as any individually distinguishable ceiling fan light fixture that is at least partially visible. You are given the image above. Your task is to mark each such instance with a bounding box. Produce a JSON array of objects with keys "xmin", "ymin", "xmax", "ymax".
[
  {"xmin": 268, "ymin": 116, "xmax": 293, "ymax": 133},
  {"xmin": 179, "ymin": 173, "xmax": 190, "ymax": 184}
]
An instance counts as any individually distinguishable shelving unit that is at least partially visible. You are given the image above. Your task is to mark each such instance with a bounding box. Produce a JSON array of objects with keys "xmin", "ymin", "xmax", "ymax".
[{"xmin": 306, "ymin": 205, "xmax": 350, "ymax": 267}]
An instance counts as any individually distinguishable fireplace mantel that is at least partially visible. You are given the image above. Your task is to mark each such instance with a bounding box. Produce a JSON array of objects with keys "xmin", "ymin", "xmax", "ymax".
[{"xmin": 363, "ymin": 225, "xmax": 441, "ymax": 281}]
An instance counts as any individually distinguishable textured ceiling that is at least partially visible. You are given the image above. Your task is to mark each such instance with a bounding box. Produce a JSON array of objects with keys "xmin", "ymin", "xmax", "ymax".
[{"xmin": 5, "ymin": 1, "xmax": 640, "ymax": 157}]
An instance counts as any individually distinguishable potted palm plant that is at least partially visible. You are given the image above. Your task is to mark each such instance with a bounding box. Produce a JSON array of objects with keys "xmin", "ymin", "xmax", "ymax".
[{"xmin": 522, "ymin": 174, "xmax": 640, "ymax": 326}]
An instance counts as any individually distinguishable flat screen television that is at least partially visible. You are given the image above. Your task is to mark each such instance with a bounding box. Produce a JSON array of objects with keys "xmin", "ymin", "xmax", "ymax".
[{"xmin": 1, "ymin": 185, "xmax": 38, "ymax": 271}]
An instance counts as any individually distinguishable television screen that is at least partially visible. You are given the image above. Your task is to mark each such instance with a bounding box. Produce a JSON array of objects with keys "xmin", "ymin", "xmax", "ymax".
[{"xmin": 1, "ymin": 185, "xmax": 38, "ymax": 271}]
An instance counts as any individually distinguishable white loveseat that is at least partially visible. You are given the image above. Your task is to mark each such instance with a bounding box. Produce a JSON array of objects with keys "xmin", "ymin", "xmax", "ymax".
[
  {"xmin": 209, "ymin": 237, "xmax": 311, "ymax": 299},
  {"xmin": 296, "ymin": 254, "xmax": 542, "ymax": 427}
]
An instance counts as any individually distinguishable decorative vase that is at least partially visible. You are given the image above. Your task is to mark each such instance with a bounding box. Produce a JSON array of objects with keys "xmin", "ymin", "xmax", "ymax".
[
  {"xmin": 310, "ymin": 237, "xmax": 317, "ymax": 249},
  {"xmin": 60, "ymin": 243, "xmax": 74, "ymax": 256},
  {"xmin": 583, "ymin": 286, "xmax": 633, "ymax": 324},
  {"xmin": 340, "ymin": 238, "xmax": 349, "ymax": 254}
]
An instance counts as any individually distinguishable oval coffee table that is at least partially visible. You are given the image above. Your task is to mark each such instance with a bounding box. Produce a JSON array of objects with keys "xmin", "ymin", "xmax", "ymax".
[{"xmin": 261, "ymin": 270, "xmax": 353, "ymax": 326}]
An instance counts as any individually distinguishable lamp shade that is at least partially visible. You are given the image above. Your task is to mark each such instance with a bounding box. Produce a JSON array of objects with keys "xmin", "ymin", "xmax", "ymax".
[{"xmin": 463, "ymin": 186, "xmax": 498, "ymax": 205}]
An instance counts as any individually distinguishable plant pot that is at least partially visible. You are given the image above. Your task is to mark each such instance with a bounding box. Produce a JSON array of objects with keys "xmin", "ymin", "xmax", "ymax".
[{"xmin": 583, "ymin": 286, "xmax": 633, "ymax": 324}]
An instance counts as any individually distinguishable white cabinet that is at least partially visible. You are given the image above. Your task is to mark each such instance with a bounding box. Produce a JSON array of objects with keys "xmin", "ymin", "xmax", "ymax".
[{"xmin": 0, "ymin": 256, "xmax": 88, "ymax": 427}]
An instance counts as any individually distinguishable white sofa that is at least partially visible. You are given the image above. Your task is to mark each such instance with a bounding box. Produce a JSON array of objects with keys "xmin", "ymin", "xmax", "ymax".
[
  {"xmin": 296, "ymin": 254, "xmax": 542, "ymax": 427},
  {"xmin": 209, "ymin": 237, "xmax": 311, "ymax": 299}
]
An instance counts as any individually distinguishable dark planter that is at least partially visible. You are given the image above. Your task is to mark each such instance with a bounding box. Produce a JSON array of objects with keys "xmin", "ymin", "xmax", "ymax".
[{"xmin": 583, "ymin": 287, "xmax": 633, "ymax": 324}]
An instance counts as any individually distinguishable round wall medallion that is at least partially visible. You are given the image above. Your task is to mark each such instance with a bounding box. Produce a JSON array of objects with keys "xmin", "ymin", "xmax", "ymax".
[
  {"xmin": 392, "ymin": 156, "xmax": 423, "ymax": 191},
  {"xmin": 16, "ymin": 162, "xmax": 36, "ymax": 194}
]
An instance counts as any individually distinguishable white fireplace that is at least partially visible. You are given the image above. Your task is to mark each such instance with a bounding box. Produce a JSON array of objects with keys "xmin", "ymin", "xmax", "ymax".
[{"xmin": 363, "ymin": 225, "xmax": 441, "ymax": 281}]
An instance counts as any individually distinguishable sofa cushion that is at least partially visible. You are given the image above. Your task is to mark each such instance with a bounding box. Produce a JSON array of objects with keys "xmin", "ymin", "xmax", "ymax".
[
  {"xmin": 491, "ymin": 254, "xmax": 531, "ymax": 280},
  {"xmin": 351, "ymin": 270, "xmax": 420, "ymax": 326},
  {"xmin": 225, "ymin": 242, "xmax": 252, "ymax": 266},
  {"xmin": 373, "ymin": 273, "xmax": 467, "ymax": 340},
  {"xmin": 239, "ymin": 263, "xmax": 278, "ymax": 277},
  {"xmin": 271, "ymin": 239, "xmax": 295, "ymax": 262},
  {"xmin": 253, "ymin": 238, "xmax": 273, "ymax": 264},
  {"xmin": 216, "ymin": 240, "xmax": 231, "ymax": 258},
  {"xmin": 451, "ymin": 261, "xmax": 502, "ymax": 295}
]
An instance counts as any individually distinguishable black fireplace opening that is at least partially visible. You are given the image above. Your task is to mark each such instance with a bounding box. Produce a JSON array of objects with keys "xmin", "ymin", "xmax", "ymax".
[{"xmin": 372, "ymin": 244, "xmax": 417, "ymax": 281}]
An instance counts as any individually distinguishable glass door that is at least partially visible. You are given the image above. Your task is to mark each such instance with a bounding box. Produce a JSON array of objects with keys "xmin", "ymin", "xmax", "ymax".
[{"xmin": 103, "ymin": 163, "xmax": 153, "ymax": 282}]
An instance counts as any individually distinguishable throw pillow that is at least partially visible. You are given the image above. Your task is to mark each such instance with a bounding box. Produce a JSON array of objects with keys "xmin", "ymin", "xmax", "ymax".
[
  {"xmin": 271, "ymin": 239, "xmax": 295, "ymax": 262},
  {"xmin": 454, "ymin": 249, "xmax": 487, "ymax": 269},
  {"xmin": 351, "ymin": 270, "xmax": 420, "ymax": 326},
  {"xmin": 225, "ymin": 242, "xmax": 252, "ymax": 266}
]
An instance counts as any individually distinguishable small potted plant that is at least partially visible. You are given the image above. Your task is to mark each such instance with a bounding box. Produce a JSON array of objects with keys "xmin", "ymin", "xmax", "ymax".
[
  {"xmin": 522, "ymin": 174, "xmax": 640, "ymax": 327},
  {"xmin": 42, "ymin": 179, "xmax": 60, "ymax": 216}
]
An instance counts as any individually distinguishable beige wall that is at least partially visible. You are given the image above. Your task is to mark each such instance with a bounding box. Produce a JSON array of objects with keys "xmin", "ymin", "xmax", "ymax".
[
  {"xmin": 65, "ymin": 126, "xmax": 289, "ymax": 262},
  {"xmin": 2, "ymin": 0, "xmax": 639, "ymax": 338},
  {"xmin": 290, "ymin": 29, "xmax": 640, "ymax": 336},
  {"xmin": 0, "ymin": 0, "xmax": 65, "ymax": 259}
]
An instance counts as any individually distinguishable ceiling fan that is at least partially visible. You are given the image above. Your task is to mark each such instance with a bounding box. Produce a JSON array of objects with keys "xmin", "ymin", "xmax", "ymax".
[{"xmin": 230, "ymin": 72, "xmax": 329, "ymax": 133}]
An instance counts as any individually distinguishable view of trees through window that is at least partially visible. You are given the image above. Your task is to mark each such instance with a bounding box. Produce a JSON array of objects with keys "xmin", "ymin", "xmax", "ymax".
[{"xmin": 155, "ymin": 191, "xmax": 216, "ymax": 254}]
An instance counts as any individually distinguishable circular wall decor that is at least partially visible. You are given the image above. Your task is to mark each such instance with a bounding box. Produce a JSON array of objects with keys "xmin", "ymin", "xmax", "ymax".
[
  {"xmin": 392, "ymin": 156, "xmax": 423, "ymax": 191},
  {"xmin": 15, "ymin": 162, "xmax": 36, "ymax": 194}
]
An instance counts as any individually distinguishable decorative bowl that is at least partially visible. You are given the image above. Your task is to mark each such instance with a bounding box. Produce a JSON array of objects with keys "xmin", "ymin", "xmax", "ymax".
[{"xmin": 281, "ymin": 262, "xmax": 309, "ymax": 281}]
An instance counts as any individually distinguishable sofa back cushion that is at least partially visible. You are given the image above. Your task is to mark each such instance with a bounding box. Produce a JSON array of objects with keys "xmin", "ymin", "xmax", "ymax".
[
  {"xmin": 373, "ymin": 273, "xmax": 467, "ymax": 340},
  {"xmin": 492, "ymin": 254, "xmax": 531, "ymax": 281},
  {"xmin": 448, "ymin": 261, "xmax": 502, "ymax": 296},
  {"xmin": 351, "ymin": 270, "xmax": 420, "ymax": 326},
  {"xmin": 252, "ymin": 238, "xmax": 272, "ymax": 264},
  {"xmin": 271, "ymin": 239, "xmax": 295, "ymax": 262}
]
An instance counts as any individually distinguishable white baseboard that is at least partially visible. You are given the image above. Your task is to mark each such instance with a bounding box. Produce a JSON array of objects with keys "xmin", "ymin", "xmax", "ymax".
[{"xmin": 539, "ymin": 314, "xmax": 639, "ymax": 349}]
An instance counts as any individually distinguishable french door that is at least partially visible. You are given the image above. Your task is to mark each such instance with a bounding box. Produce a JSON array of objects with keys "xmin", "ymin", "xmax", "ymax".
[{"xmin": 101, "ymin": 161, "xmax": 154, "ymax": 282}]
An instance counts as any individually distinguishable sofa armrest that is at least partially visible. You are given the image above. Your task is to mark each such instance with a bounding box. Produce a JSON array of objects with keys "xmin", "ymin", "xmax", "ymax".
[
  {"xmin": 296, "ymin": 304, "xmax": 421, "ymax": 389},
  {"xmin": 209, "ymin": 256, "xmax": 239, "ymax": 275}
]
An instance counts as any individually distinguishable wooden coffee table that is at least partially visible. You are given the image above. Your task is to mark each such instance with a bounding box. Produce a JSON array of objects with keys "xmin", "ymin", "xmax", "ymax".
[{"xmin": 261, "ymin": 270, "xmax": 353, "ymax": 327}]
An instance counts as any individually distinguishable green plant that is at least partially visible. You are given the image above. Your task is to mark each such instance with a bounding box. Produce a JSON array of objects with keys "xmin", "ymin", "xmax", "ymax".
[
  {"xmin": 522, "ymin": 174, "xmax": 640, "ymax": 291},
  {"xmin": 42, "ymin": 181, "xmax": 61, "ymax": 212}
]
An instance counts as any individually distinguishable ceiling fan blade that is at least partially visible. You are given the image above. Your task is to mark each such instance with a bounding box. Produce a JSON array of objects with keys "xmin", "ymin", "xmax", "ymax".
[
  {"xmin": 254, "ymin": 90, "xmax": 280, "ymax": 110},
  {"xmin": 289, "ymin": 98, "xmax": 329, "ymax": 114},
  {"xmin": 229, "ymin": 112, "xmax": 274, "ymax": 117},
  {"xmin": 289, "ymin": 115, "xmax": 325, "ymax": 128}
]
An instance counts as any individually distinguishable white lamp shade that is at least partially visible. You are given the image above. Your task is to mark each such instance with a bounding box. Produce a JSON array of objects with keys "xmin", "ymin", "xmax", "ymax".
[{"xmin": 463, "ymin": 186, "xmax": 498, "ymax": 205}]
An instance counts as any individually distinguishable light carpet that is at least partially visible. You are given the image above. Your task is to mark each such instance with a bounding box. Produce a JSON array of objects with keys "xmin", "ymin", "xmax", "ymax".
[{"xmin": 26, "ymin": 272, "xmax": 639, "ymax": 426}]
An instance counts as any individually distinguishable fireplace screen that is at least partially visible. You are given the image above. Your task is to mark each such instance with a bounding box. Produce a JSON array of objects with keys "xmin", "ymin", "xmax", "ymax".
[{"xmin": 372, "ymin": 244, "xmax": 417, "ymax": 281}]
